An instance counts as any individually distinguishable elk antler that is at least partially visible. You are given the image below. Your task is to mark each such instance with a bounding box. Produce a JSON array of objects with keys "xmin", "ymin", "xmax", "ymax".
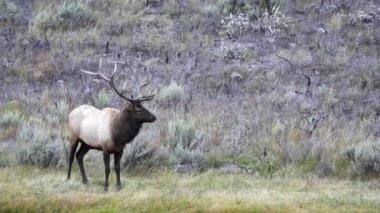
[
  {"xmin": 124, "ymin": 55, "xmax": 156, "ymax": 102},
  {"xmin": 81, "ymin": 58, "xmax": 155, "ymax": 103},
  {"xmin": 138, "ymin": 74, "xmax": 156, "ymax": 102}
]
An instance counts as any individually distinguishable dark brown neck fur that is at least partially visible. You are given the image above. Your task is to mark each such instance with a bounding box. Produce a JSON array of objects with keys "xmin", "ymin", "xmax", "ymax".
[{"xmin": 111, "ymin": 108, "xmax": 142, "ymax": 147}]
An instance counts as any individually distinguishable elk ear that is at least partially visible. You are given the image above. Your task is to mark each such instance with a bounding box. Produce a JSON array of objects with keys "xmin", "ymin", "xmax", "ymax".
[{"xmin": 126, "ymin": 102, "xmax": 135, "ymax": 110}]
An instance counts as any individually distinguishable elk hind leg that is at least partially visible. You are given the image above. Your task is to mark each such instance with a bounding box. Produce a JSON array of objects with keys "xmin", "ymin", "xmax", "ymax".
[
  {"xmin": 67, "ymin": 138, "xmax": 79, "ymax": 180},
  {"xmin": 103, "ymin": 150, "xmax": 111, "ymax": 192},
  {"xmin": 76, "ymin": 142, "xmax": 90, "ymax": 184}
]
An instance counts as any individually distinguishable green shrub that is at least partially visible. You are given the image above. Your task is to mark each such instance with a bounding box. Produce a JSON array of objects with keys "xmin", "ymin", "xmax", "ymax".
[
  {"xmin": 0, "ymin": 151, "xmax": 10, "ymax": 167},
  {"xmin": 258, "ymin": 156, "xmax": 278, "ymax": 178},
  {"xmin": 33, "ymin": 6, "xmax": 59, "ymax": 33},
  {"xmin": 345, "ymin": 141, "xmax": 380, "ymax": 175},
  {"xmin": 205, "ymin": 152, "xmax": 234, "ymax": 168},
  {"xmin": 215, "ymin": 41, "xmax": 249, "ymax": 62},
  {"xmin": 123, "ymin": 139, "xmax": 168, "ymax": 170},
  {"xmin": 168, "ymin": 119, "xmax": 197, "ymax": 150},
  {"xmin": 32, "ymin": 1, "xmax": 96, "ymax": 33},
  {"xmin": 156, "ymin": 82, "xmax": 185, "ymax": 107},
  {"xmin": 0, "ymin": 0, "xmax": 19, "ymax": 25},
  {"xmin": 0, "ymin": 111, "xmax": 23, "ymax": 126},
  {"xmin": 55, "ymin": 100, "xmax": 69, "ymax": 122},
  {"xmin": 204, "ymin": 0, "xmax": 279, "ymax": 20},
  {"xmin": 45, "ymin": 100, "xmax": 69, "ymax": 123},
  {"xmin": 300, "ymin": 157, "xmax": 319, "ymax": 173},
  {"xmin": 203, "ymin": 4, "xmax": 219, "ymax": 17},
  {"xmin": 334, "ymin": 157, "xmax": 351, "ymax": 176},
  {"xmin": 103, "ymin": 19, "xmax": 125, "ymax": 36},
  {"xmin": 235, "ymin": 155, "xmax": 259, "ymax": 171},
  {"xmin": 172, "ymin": 145, "xmax": 192, "ymax": 165},
  {"xmin": 171, "ymin": 146, "xmax": 206, "ymax": 170},
  {"xmin": 60, "ymin": 2, "xmax": 94, "ymax": 27},
  {"xmin": 191, "ymin": 149, "xmax": 206, "ymax": 169}
]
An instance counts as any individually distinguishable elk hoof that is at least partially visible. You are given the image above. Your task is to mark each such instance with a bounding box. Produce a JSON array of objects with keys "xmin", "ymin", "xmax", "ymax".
[
  {"xmin": 103, "ymin": 186, "xmax": 109, "ymax": 193},
  {"xmin": 82, "ymin": 179, "xmax": 88, "ymax": 184},
  {"xmin": 116, "ymin": 185, "xmax": 122, "ymax": 192}
]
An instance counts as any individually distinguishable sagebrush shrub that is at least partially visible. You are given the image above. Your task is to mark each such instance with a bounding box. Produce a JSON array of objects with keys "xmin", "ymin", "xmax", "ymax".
[
  {"xmin": 0, "ymin": 0, "xmax": 19, "ymax": 24},
  {"xmin": 204, "ymin": 0, "xmax": 279, "ymax": 20},
  {"xmin": 55, "ymin": 99, "xmax": 69, "ymax": 122},
  {"xmin": 15, "ymin": 120, "xmax": 64, "ymax": 168},
  {"xmin": 215, "ymin": 41, "xmax": 249, "ymax": 62},
  {"xmin": 171, "ymin": 145, "xmax": 206, "ymax": 169},
  {"xmin": 156, "ymin": 82, "xmax": 185, "ymax": 107},
  {"xmin": 123, "ymin": 140, "xmax": 160, "ymax": 169},
  {"xmin": 345, "ymin": 141, "xmax": 380, "ymax": 175},
  {"xmin": 59, "ymin": 2, "xmax": 94, "ymax": 29},
  {"xmin": 0, "ymin": 151, "xmax": 10, "ymax": 167},
  {"xmin": 0, "ymin": 111, "xmax": 23, "ymax": 126},
  {"xmin": 123, "ymin": 130, "xmax": 169, "ymax": 170},
  {"xmin": 168, "ymin": 119, "xmax": 197, "ymax": 150},
  {"xmin": 32, "ymin": 1, "xmax": 95, "ymax": 33},
  {"xmin": 172, "ymin": 145, "xmax": 192, "ymax": 165},
  {"xmin": 221, "ymin": 13, "xmax": 250, "ymax": 39}
]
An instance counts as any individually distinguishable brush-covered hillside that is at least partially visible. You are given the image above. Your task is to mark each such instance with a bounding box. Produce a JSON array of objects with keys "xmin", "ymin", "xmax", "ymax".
[{"xmin": 1, "ymin": 0, "xmax": 380, "ymax": 178}]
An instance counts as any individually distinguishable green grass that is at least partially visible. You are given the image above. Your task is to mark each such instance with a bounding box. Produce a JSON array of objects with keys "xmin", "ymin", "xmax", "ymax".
[{"xmin": 0, "ymin": 166, "xmax": 379, "ymax": 212}]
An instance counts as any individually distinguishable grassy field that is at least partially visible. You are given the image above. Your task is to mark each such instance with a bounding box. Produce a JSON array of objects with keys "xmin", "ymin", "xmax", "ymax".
[{"xmin": 0, "ymin": 167, "xmax": 379, "ymax": 212}]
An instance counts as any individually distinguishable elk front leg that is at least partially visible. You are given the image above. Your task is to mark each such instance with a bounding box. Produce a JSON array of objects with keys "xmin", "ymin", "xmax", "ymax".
[
  {"xmin": 114, "ymin": 151, "xmax": 124, "ymax": 191},
  {"xmin": 103, "ymin": 150, "xmax": 111, "ymax": 192}
]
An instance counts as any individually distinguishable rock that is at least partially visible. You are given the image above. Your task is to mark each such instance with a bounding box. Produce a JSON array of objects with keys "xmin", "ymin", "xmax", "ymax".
[
  {"xmin": 231, "ymin": 71, "xmax": 243, "ymax": 81},
  {"xmin": 57, "ymin": 80, "xmax": 64, "ymax": 87},
  {"xmin": 317, "ymin": 27, "xmax": 327, "ymax": 34},
  {"xmin": 289, "ymin": 43, "xmax": 297, "ymax": 49}
]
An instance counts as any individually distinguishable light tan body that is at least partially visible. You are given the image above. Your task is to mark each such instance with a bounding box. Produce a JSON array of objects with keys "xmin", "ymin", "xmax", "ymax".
[{"xmin": 68, "ymin": 105, "xmax": 120, "ymax": 152}]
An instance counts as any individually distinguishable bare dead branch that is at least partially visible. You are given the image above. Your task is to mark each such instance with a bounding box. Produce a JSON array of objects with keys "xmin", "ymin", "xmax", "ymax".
[{"xmin": 276, "ymin": 54, "xmax": 294, "ymax": 69}]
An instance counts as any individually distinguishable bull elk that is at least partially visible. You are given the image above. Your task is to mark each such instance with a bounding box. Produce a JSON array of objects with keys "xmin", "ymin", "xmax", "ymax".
[{"xmin": 67, "ymin": 59, "xmax": 156, "ymax": 192}]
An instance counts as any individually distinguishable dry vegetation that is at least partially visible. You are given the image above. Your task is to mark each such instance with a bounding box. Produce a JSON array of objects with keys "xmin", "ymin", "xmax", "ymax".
[{"xmin": 1, "ymin": 0, "xmax": 380, "ymax": 211}]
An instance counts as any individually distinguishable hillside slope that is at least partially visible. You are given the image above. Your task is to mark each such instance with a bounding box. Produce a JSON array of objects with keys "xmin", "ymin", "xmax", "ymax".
[{"xmin": 1, "ymin": 0, "xmax": 380, "ymax": 176}]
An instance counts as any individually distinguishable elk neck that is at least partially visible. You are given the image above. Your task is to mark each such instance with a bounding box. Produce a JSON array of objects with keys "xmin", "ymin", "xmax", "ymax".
[{"xmin": 111, "ymin": 108, "xmax": 142, "ymax": 146}]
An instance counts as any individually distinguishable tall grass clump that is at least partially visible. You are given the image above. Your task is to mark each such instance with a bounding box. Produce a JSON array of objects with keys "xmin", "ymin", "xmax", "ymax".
[
  {"xmin": 15, "ymin": 119, "xmax": 65, "ymax": 168},
  {"xmin": 55, "ymin": 99, "xmax": 69, "ymax": 122},
  {"xmin": 45, "ymin": 99, "xmax": 69, "ymax": 123},
  {"xmin": 156, "ymin": 82, "xmax": 185, "ymax": 107}
]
